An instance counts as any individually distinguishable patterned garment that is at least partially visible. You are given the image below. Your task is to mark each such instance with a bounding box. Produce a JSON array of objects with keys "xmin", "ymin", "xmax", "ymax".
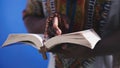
[
  {"xmin": 24, "ymin": 0, "xmax": 113, "ymax": 68},
  {"xmin": 85, "ymin": 0, "xmax": 112, "ymax": 35},
  {"xmin": 24, "ymin": 0, "xmax": 44, "ymax": 17},
  {"xmin": 55, "ymin": 0, "xmax": 86, "ymax": 32},
  {"xmin": 24, "ymin": 0, "xmax": 87, "ymax": 68},
  {"xmin": 24, "ymin": 0, "xmax": 86, "ymax": 31}
]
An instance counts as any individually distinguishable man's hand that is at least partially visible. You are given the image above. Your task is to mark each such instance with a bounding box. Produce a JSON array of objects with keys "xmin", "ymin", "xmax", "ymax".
[
  {"xmin": 46, "ymin": 13, "xmax": 69, "ymax": 37},
  {"xmin": 53, "ymin": 17, "xmax": 62, "ymax": 35},
  {"xmin": 47, "ymin": 13, "xmax": 94, "ymax": 59}
]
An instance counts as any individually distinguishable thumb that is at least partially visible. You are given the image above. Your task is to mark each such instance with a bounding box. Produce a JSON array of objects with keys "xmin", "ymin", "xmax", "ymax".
[{"xmin": 53, "ymin": 17, "xmax": 62, "ymax": 35}]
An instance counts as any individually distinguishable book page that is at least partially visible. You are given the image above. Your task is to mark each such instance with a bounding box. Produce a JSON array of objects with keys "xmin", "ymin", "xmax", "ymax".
[
  {"xmin": 2, "ymin": 34, "xmax": 44, "ymax": 49},
  {"xmin": 44, "ymin": 29, "xmax": 100, "ymax": 49},
  {"xmin": 81, "ymin": 29, "xmax": 101, "ymax": 49},
  {"xmin": 45, "ymin": 30, "xmax": 91, "ymax": 49}
]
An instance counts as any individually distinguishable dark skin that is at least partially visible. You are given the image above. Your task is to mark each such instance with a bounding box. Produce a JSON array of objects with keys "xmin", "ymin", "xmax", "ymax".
[{"xmin": 23, "ymin": 11, "xmax": 120, "ymax": 59}]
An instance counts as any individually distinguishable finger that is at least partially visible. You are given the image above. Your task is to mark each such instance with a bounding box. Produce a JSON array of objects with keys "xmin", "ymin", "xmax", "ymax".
[
  {"xmin": 53, "ymin": 17, "xmax": 58, "ymax": 26},
  {"xmin": 53, "ymin": 17, "xmax": 62, "ymax": 35}
]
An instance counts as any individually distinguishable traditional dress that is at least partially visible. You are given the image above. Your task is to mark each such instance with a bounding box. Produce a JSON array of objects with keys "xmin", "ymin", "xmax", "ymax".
[{"xmin": 23, "ymin": 0, "xmax": 119, "ymax": 68}]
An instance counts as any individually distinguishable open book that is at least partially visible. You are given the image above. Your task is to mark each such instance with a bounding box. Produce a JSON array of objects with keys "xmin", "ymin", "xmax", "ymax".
[{"xmin": 2, "ymin": 29, "xmax": 101, "ymax": 59}]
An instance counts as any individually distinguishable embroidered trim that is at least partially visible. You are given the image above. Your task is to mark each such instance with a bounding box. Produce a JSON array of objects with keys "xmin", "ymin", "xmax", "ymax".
[
  {"xmin": 99, "ymin": 0, "xmax": 111, "ymax": 35},
  {"xmin": 85, "ymin": 0, "xmax": 96, "ymax": 29},
  {"xmin": 42, "ymin": 0, "xmax": 56, "ymax": 17}
]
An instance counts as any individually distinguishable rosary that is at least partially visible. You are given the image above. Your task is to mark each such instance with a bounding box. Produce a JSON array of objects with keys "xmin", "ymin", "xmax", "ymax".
[
  {"xmin": 39, "ymin": 12, "xmax": 62, "ymax": 59},
  {"xmin": 40, "ymin": 0, "xmax": 66, "ymax": 59}
]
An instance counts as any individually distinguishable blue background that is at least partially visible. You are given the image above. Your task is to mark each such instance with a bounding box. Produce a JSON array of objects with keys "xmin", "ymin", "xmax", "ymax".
[{"xmin": 0, "ymin": 0, "xmax": 49, "ymax": 68}]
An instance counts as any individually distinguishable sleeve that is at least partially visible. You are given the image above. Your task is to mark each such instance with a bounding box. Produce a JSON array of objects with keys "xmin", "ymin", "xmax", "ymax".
[
  {"xmin": 93, "ymin": 29, "xmax": 120, "ymax": 55},
  {"xmin": 93, "ymin": 0, "xmax": 120, "ymax": 56},
  {"xmin": 22, "ymin": 0, "xmax": 46, "ymax": 33},
  {"xmin": 22, "ymin": 10, "xmax": 46, "ymax": 34}
]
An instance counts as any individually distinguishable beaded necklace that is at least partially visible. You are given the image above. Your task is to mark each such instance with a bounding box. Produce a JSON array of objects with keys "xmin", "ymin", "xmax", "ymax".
[
  {"xmin": 39, "ymin": 12, "xmax": 62, "ymax": 59},
  {"xmin": 40, "ymin": 0, "xmax": 59, "ymax": 59}
]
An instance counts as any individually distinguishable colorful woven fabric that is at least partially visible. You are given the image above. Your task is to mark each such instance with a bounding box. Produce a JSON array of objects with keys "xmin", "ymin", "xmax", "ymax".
[
  {"xmin": 56, "ymin": 0, "xmax": 86, "ymax": 32},
  {"xmin": 24, "ymin": 0, "xmax": 87, "ymax": 31}
]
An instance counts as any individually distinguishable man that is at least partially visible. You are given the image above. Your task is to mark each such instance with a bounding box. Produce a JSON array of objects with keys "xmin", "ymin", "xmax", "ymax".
[{"xmin": 23, "ymin": 0, "xmax": 120, "ymax": 68}]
